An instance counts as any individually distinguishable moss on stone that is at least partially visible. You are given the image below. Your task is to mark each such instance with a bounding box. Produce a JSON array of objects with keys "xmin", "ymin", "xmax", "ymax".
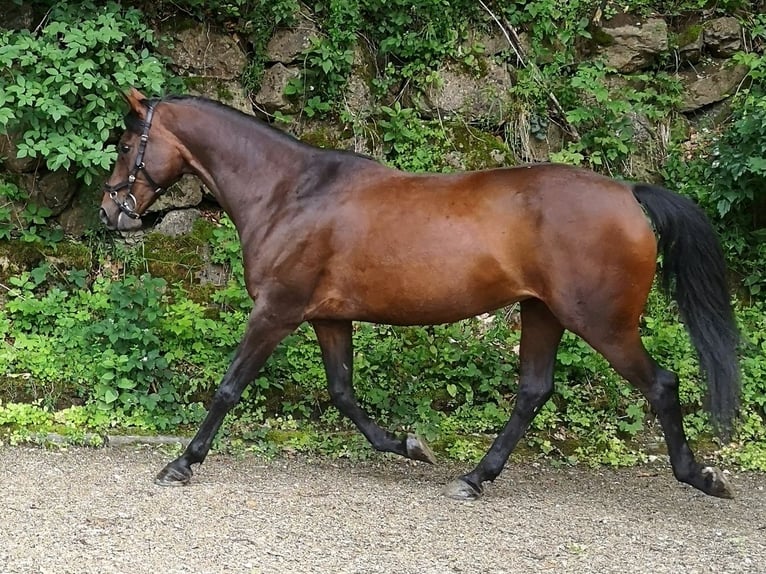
[
  {"xmin": 300, "ymin": 125, "xmax": 344, "ymax": 149},
  {"xmin": 676, "ymin": 23, "xmax": 703, "ymax": 48},
  {"xmin": 447, "ymin": 124, "xmax": 513, "ymax": 170},
  {"xmin": 0, "ymin": 240, "xmax": 44, "ymax": 283},
  {"xmin": 183, "ymin": 77, "xmax": 236, "ymax": 102},
  {"xmin": 48, "ymin": 242, "xmax": 92, "ymax": 270},
  {"xmin": 590, "ymin": 25, "xmax": 615, "ymax": 47},
  {"xmin": 142, "ymin": 218, "xmax": 216, "ymax": 286}
]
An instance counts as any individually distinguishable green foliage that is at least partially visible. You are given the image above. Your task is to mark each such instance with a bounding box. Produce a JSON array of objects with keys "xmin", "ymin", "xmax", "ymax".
[
  {"xmin": 0, "ymin": 179, "xmax": 63, "ymax": 244},
  {"xmin": 0, "ymin": 2, "xmax": 179, "ymax": 184},
  {"xmin": 283, "ymin": 0, "xmax": 483, "ymax": 113},
  {"xmin": 0, "ymin": 401, "xmax": 106, "ymax": 447},
  {"xmin": 1, "ymin": 0, "xmax": 765, "ymax": 470},
  {"xmin": 377, "ymin": 103, "xmax": 450, "ymax": 171},
  {"xmin": 2, "ymin": 253, "xmax": 766, "ymax": 468},
  {"xmin": 660, "ymin": 18, "xmax": 766, "ymax": 296},
  {"xmin": 500, "ymin": 0, "xmax": 592, "ymax": 60},
  {"xmin": 360, "ymin": 0, "xmax": 480, "ymax": 92},
  {"xmin": 302, "ymin": 0, "xmax": 360, "ymax": 107},
  {"xmin": 711, "ymin": 54, "xmax": 766, "ymax": 218},
  {"xmin": 621, "ymin": 0, "xmax": 753, "ymax": 16}
]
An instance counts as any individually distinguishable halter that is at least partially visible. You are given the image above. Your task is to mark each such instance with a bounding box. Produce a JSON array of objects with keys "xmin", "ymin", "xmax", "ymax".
[{"xmin": 103, "ymin": 103, "xmax": 165, "ymax": 219}]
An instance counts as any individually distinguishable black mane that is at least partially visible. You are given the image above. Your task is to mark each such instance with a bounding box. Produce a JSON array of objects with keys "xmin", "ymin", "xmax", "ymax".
[{"xmin": 124, "ymin": 94, "xmax": 377, "ymax": 164}]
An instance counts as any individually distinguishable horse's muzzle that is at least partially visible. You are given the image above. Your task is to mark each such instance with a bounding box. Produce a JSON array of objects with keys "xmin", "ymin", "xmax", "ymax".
[{"xmin": 99, "ymin": 207, "xmax": 143, "ymax": 232}]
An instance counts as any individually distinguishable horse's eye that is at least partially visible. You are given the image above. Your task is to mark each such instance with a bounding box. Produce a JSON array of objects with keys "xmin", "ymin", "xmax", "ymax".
[{"xmin": 120, "ymin": 144, "xmax": 130, "ymax": 154}]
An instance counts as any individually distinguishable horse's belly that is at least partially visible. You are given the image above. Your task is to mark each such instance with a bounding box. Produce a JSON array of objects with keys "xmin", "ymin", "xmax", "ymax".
[{"xmin": 304, "ymin": 259, "xmax": 534, "ymax": 325}]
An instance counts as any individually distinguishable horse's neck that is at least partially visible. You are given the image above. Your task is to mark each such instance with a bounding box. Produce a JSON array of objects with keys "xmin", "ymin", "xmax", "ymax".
[{"xmin": 176, "ymin": 107, "xmax": 305, "ymax": 226}]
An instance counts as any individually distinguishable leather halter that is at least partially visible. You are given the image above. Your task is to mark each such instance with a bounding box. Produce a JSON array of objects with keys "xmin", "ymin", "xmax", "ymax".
[{"xmin": 103, "ymin": 103, "xmax": 164, "ymax": 219}]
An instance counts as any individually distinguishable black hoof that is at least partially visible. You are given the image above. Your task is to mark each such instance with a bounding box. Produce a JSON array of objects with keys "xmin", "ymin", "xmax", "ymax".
[
  {"xmin": 406, "ymin": 434, "xmax": 437, "ymax": 464},
  {"xmin": 155, "ymin": 461, "xmax": 192, "ymax": 487},
  {"xmin": 444, "ymin": 477, "xmax": 483, "ymax": 501}
]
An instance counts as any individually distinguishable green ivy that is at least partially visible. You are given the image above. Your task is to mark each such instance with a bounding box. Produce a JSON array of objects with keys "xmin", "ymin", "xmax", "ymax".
[{"xmin": 0, "ymin": 2, "xmax": 179, "ymax": 185}]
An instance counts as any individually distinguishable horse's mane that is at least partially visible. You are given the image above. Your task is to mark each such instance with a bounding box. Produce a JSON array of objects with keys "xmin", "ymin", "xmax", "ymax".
[{"xmin": 124, "ymin": 94, "xmax": 377, "ymax": 163}]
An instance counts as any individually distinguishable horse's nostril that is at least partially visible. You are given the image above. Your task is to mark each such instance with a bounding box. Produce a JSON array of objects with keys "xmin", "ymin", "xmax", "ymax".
[{"xmin": 99, "ymin": 208, "xmax": 109, "ymax": 225}]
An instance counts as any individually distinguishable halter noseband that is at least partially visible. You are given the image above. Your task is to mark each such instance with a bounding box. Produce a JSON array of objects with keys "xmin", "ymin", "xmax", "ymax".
[{"xmin": 104, "ymin": 103, "xmax": 165, "ymax": 219}]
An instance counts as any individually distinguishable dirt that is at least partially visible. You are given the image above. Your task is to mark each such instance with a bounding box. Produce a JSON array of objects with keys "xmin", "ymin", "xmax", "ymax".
[{"xmin": 0, "ymin": 445, "xmax": 764, "ymax": 574}]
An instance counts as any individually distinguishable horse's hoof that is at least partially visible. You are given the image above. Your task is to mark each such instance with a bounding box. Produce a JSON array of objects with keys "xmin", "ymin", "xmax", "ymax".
[
  {"xmin": 406, "ymin": 434, "xmax": 436, "ymax": 464},
  {"xmin": 701, "ymin": 466, "xmax": 734, "ymax": 499},
  {"xmin": 154, "ymin": 462, "xmax": 192, "ymax": 487},
  {"xmin": 444, "ymin": 477, "xmax": 483, "ymax": 501}
]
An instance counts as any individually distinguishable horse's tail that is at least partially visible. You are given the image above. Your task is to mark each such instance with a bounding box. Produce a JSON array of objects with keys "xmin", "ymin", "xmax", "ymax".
[{"xmin": 632, "ymin": 183, "xmax": 740, "ymax": 437}]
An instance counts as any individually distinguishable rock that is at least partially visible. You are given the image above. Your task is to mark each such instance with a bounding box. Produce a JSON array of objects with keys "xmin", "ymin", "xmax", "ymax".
[
  {"xmin": 342, "ymin": 44, "xmax": 375, "ymax": 115},
  {"xmin": 148, "ymin": 175, "xmax": 206, "ymax": 213},
  {"xmin": 57, "ymin": 187, "xmax": 102, "ymax": 237},
  {"xmin": 153, "ymin": 209, "xmax": 201, "ymax": 237},
  {"xmin": 703, "ymin": 17, "xmax": 742, "ymax": 58},
  {"xmin": 598, "ymin": 16, "xmax": 668, "ymax": 72},
  {"xmin": 443, "ymin": 123, "xmax": 512, "ymax": 170},
  {"xmin": 185, "ymin": 78, "xmax": 252, "ymax": 115},
  {"xmin": 678, "ymin": 62, "xmax": 749, "ymax": 112},
  {"xmin": 677, "ymin": 24, "xmax": 703, "ymax": 64},
  {"xmin": 0, "ymin": 133, "xmax": 40, "ymax": 174},
  {"xmin": 344, "ymin": 75, "xmax": 374, "ymax": 114},
  {"xmin": 525, "ymin": 122, "xmax": 565, "ymax": 163},
  {"xmin": 161, "ymin": 22, "xmax": 247, "ymax": 79},
  {"xmin": 19, "ymin": 171, "xmax": 78, "ymax": 216},
  {"xmin": 0, "ymin": 1, "xmax": 35, "ymax": 30},
  {"xmin": 265, "ymin": 13, "xmax": 319, "ymax": 64},
  {"xmin": 255, "ymin": 64, "xmax": 301, "ymax": 113},
  {"xmin": 196, "ymin": 260, "xmax": 228, "ymax": 286},
  {"xmin": 467, "ymin": 28, "xmax": 509, "ymax": 57},
  {"xmin": 421, "ymin": 61, "xmax": 512, "ymax": 124}
]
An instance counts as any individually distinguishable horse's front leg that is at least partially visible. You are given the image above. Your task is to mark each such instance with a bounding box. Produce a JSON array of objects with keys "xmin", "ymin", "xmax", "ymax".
[
  {"xmin": 155, "ymin": 305, "xmax": 298, "ymax": 486},
  {"xmin": 312, "ymin": 319, "xmax": 435, "ymax": 463}
]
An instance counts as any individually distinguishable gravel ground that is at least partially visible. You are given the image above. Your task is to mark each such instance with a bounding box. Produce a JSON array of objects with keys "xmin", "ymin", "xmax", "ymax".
[{"xmin": 0, "ymin": 445, "xmax": 764, "ymax": 574}]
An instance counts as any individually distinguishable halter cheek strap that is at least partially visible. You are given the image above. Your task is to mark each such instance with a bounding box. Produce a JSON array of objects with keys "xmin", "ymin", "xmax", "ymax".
[{"xmin": 104, "ymin": 103, "xmax": 165, "ymax": 219}]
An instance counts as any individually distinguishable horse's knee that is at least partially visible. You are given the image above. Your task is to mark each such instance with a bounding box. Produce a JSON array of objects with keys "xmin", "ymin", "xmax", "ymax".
[{"xmin": 213, "ymin": 384, "xmax": 242, "ymax": 409}]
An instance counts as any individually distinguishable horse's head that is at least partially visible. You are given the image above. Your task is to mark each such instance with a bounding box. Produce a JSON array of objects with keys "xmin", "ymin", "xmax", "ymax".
[{"xmin": 100, "ymin": 88, "xmax": 186, "ymax": 231}]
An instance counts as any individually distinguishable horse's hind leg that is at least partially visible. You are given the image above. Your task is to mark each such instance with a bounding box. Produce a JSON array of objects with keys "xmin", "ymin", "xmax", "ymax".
[
  {"xmin": 589, "ymin": 331, "xmax": 733, "ymax": 498},
  {"xmin": 445, "ymin": 299, "xmax": 564, "ymax": 500},
  {"xmin": 312, "ymin": 320, "xmax": 436, "ymax": 463}
]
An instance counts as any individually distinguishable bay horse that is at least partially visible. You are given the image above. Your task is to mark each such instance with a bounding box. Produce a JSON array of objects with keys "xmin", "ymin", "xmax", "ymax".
[{"xmin": 101, "ymin": 88, "xmax": 740, "ymax": 499}]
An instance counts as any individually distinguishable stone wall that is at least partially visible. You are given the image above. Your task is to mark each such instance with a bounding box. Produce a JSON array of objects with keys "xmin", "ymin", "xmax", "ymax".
[{"xmin": 0, "ymin": 7, "xmax": 755, "ymax": 240}]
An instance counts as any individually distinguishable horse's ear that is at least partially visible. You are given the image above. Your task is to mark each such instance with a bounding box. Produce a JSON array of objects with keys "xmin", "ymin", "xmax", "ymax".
[{"xmin": 124, "ymin": 87, "xmax": 148, "ymax": 118}]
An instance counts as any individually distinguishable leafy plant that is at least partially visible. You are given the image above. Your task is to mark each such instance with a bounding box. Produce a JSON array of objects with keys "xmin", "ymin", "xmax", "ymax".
[
  {"xmin": 0, "ymin": 179, "xmax": 63, "ymax": 244},
  {"xmin": 377, "ymin": 102, "xmax": 450, "ymax": 171},
  {"xmin": 0, "ymin": 2, "xmax": 179, "ymax": 184}
]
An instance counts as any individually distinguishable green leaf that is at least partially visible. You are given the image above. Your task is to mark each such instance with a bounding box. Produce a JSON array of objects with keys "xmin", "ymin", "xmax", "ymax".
[
  {"xmin": 103, "ymin": 388, "xmax": 119, "ymax": 404},
  {"xmin": 117, "ymin": 378, "xmax": 136, "ymax": 389}
]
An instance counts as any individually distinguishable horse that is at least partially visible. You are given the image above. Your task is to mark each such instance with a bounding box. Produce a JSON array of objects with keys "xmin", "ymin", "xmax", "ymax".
[{"xmin": 101, "ymin": 88, "xmax": 740, "ymax": 500}]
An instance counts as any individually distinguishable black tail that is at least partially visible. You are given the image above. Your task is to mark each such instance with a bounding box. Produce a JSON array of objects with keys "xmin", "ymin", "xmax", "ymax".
[{"xmin": 632, "ymin": 183, "xmax": 740, "ymax": 437}]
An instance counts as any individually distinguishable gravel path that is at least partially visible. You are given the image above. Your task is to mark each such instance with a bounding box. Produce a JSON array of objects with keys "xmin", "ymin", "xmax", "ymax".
[{"xmin": 1, "ymin": 445, "xmax": 764, "ymax": 574}]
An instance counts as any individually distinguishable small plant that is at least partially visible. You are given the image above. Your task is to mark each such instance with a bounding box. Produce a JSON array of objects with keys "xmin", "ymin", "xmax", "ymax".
[
  {"xmin": 377, "ymin": 103, "xmax": 449, "ymax": 171},
  {"xmin": 0, "ymin": 180, "xmax": 63, "ymax": 245}
]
